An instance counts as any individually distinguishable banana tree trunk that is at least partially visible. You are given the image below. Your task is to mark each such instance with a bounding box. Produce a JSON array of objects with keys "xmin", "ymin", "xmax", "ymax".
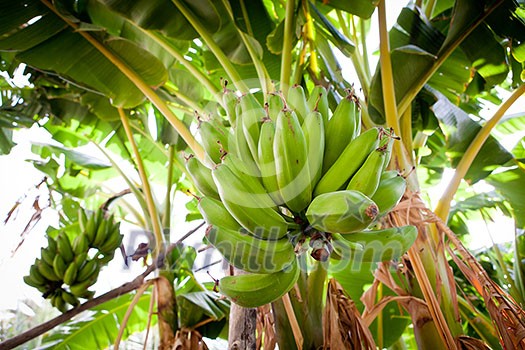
[{"xmin": 228, "ymin": 268, "xmax": 257, "ymax": 350}]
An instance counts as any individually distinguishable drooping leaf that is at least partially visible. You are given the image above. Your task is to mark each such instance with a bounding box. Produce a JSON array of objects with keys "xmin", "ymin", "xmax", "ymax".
[
  {"xmin": 98, "ymin": 0, "xmax": 222, "ymax": 41},
  {"xmin": 39, "ymin": 291, "xmax": 154, "ymax": 350},
  {"xmin": 486, "ymin": 167, "xmax": 525, "ymax": 228},
  {"xmin": 33, "ymin": 142, "xmax": 111, "ymax": 170},
  {"xmin": 310, "ymin": 2, "xmax": 355, "ymax": 57},
  {"xmin": 430, "ymin": 87, "xmax": 513, "ymax": 183},
  {"xmin": 368, "ymin": 1, "xmax": 524, "ymax": 123},
  {"xmin": 177, "ymin": 290, "xmax": 230, "ymax": 339},
  {"xmin": 0, "ymin": 3, "xmax": 168, "ymax": 108}
]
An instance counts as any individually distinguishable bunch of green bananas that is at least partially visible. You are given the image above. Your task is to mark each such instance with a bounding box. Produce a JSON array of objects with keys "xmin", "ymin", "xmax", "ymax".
[
  {"xmin": 187, "ymin": 86, "xmax": 416, "ymax": 307},
  {"xmin": 24, "ymin": 208, "xmax": 122, "ymax": 312}
]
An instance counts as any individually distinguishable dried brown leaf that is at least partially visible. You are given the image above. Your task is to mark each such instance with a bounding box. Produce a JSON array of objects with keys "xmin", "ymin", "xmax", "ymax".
[
  {"xmin": 173, "ymin": 328, "xmax": 209, "ymax": 350},
  {"xmin": 256, "ymin": 304, "xmax": 276, "ymax": 350},
  {"xmin": 323, "ymin": 279, "xmax": 376, "ymax": 350}
]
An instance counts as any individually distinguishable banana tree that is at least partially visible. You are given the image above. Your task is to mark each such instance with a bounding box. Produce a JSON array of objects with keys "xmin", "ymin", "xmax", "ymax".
[{"xmin": 1, "ymin": 0, "xmax": 525, "ymax": 349}]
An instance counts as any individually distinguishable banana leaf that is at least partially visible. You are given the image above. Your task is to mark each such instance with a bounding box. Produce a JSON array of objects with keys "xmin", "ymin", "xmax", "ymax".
[
  {"xmin": 39, "ymin": 291, "xmax": 154, "ymax": 350},
  {"xmin": 0, "ymin": 2, "xmax": 167, "ymax": 108}
]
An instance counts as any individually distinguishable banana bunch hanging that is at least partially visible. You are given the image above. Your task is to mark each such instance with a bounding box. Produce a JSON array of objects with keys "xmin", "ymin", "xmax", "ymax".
[
  {"xmin": 24, "ymin": 208, "xmax": 122, "ymax": 312},
  {"xmin": 188, "ymin": 86, "xmax": 417, "ymax": 308}
]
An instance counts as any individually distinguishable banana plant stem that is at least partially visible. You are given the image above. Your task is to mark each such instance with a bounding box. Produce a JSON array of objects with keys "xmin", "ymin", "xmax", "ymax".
[
  {"xmin": 378, "ymin": 0, "xmax": 401, "ymax": 136},
  {"xmin": 281, "ymin": 0, "xmax": 296, "ymax": 97},
  {"xmin": 282, "ymin": 293, "xmax": 303, "ymax": 350},
  {"xmin": 39, "ymin": 0, "xmax": 205, "ymax": 161},
  {"xmin": 163, "ymin": 82, "xmax": 205, "ymax": 115},
  {"xmin": 219, "ymin": 0, "xmax": 272, "ymax": 96},
  {"xmin": 407, "ymin": 248, "xmax": 457, "ymax": 349},
  {"xmin": 434, "ymin": 84, "xmax": 525, "ymax": 221},
  {"xmin": 302, "ymin": 0, "xmax": 319, "ymax": 79},
  {"xmin": 119, "ymin": 108, "xmax": 164, "ymax": 258},
  {"xmin": 171, "ymin": 0, "xmax": 249, "ymax": 94},
  {"xmin": 145, "ymin": 30, "xmax": 222, "ymax": 105},
  {"xmin": 163, "ymin": 145, "xmax": 175, "ymax": 230}
]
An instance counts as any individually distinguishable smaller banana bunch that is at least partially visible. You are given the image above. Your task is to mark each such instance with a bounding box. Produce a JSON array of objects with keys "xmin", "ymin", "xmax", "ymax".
[
  {"xmin": 187, "ymin": 86, "xmax": 416, "ymax": 307},
  {"xmin": 24, "ymin": 207, "xmax": 122, "ymax": 312}
]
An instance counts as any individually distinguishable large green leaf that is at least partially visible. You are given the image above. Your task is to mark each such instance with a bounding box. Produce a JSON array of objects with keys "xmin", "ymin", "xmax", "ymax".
[
  {"xmin": 368, "ymin": 1, "xmax": 523, "ymax": 123},
  {"xmin": 486, "ymin": 167, "xmax": 525, "ymax": 228},
  {"xmin": 0, "ymin": 2, "xmax": 167, "ymax": 108},
  {"xmin": 39, "ymin": 292, "xmax": 154, "ymax": 349},
  {"xmin": 177, "ymin": 291, "xmax": 230, "ymax": 339},
  {"xmin": 99, "ymin": 0, "xmax": 221, "ymax": 41},
  {"xmin": 430, "ymin": 87, "xmax": 513, "ymax": 182},
  {"xmin": 86, "ymin": 0, "xmax": 179, "ymax": 70}
]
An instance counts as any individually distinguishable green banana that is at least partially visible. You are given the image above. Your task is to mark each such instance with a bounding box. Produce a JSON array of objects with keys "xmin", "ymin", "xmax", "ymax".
[
  {"xmin": 74, "ymin": 252, "xmax": 88, "ymax": 266},
  {"xmin": 29, "ymin": 264, "xmax": 47, "ymax": 285},
  {"xmin": 266, "ymin": 93, "xmax": 284, "ymax": 121},
  {"xmin": 53, "ymin": 255, "xmax": 67, "ymax": 280},
  {"xmin": 274, "ymin": 109, "xmax": 311, "ymax": 213},
  {"xmin": 232, "ymin": 112, "xmax": 260, "ymax": 177},
  {"xmin": 72, "ymin": 234, "xmax": 89, "ymax": 255},
  {"xmin": 198, "ymin": 118, "xmax": 230, "ymax": 164},
  {"xmin": 76, "ymin": 259, "xmax": 100, "ymax": 282},
  {"xmin": 212, "ymin": 161, "xmax": 289, "ymax": 239},
  {"xmin": 37, "ymin": 260, "xmax": 61, "ymax": 282},
  {"xmin": 99, "ymin": 228, "xmax": 123, "ymax": 254},
  {"xmin": 287, "ymin": 85, "xmax": 310, "ymax": 123},
  {"xmin": 219, "ymin": 259, "xmax": 300, "ymax": 308},
  {"xmin": 322, "ymin": 93, "xmax": 361, "ymax": 172},
  {"xmin": 240, "ymin": 93, "xmax": 265, "ymax": 162},
  {"xmin": 314, "ymin": 127, "xmax": 380, "ymax": 196},
  {"xmin": 63, "ymin": 262, "xmax": 79, "ymax": 285},
  {"xmin": 84, "ymin": 211, "xmax": 97, "ymax": 244},
  {"xmin": 78, "ymin": 208, "xmax": 88, "ymax": 234},
  {"xmin": 47, "ymin": 236, "xmax": 57, "ymax": 254},
  {"xmin": 307, "ymin": 86, "xmax": 330, "ymax": 126},
  {"xmin": 257, "ymin": 119, "xmax": 283, "ymax": 205},
  {"xmin": 61, "ymin": 290, "xmax": 80, "ymax": 307},
  {"xmin": 186, "ymin": 155, "xmax": 220, "ymax": 200},
  {"xmin": 69, "ymin": 276, "xmax": 97, "ymax": 298},
  {"xmin": 371, "ymin": 174, "xmax": 407, "ymax": 215},
  {"xmin": 381, "ymin": 130, "xmax": 395, "ymax": 171},
  {"xmin": 346, "ymin": 147, "xmax": 388, "ymax": 197},
  {"xmin": 92, "ymin": 216, "xmax": 108, "ymax": 247},
  {"xmin": 302, "ymin": 110, "xmax": 325, "ymax": 190},
  {"xmin": 380, "ymin": 170, "xmax": 400, "ymax": 181},
  {"xmin": 306, "ymin": 190, "xmax": 379, "ymax": 234},
  {"xmin": 24, "ymin": 274, "xmax": 45, "ymax": 289},
  {"xmin": 40, "ymin": 247, "xmax": 55, "ymax": 266},
  {"xmin": 206, "ymin": 225, "xmax": 295, "ymax": 273},
  {"xmin": 331, "ymin": 226, "xmax": 417, "ymax": 263},
  {"xmin": 223, "ymin": 89, "xmax": 238, "ymax": 126},
  {"xmin": 51, "ymin": 291, "xmax": 67, "ymax": 313},
  {"xmin": 198, "ymin": 196, "xmax": 241, "ymax": 231}
]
